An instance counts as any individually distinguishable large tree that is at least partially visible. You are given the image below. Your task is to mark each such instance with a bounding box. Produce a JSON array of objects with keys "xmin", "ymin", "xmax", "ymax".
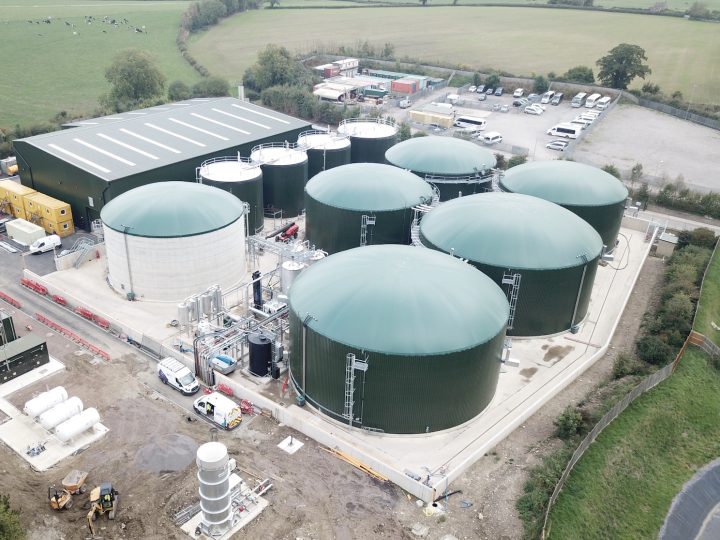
[
  {"xmin": 243, "ymin": 44, "xmax": 314, "ymax": 93},
  {"xmin": 104, "ymin": 49, "xmax": 166, "ymax": 107},
  {"xmin": 562, "ymin": 65, "xmax": 594, "ymax": 83},
  {"xmin": 596, "ymin": 44, "xmax": 651, "ymax": 89}
]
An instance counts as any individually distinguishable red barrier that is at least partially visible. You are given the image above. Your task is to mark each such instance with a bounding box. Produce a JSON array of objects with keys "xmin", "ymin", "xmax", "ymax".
[
  {"xmin": 217, "ymin": 383, "xmax": 234, "ymax": 397},
  {"xmin": 74, "ymin": 307, "xmax": 94, "ymax": 320},
  {"xmin": 34, "ymin": 312, "xmax": 111, "ymax": 362},
  {"xmin": 0, "ymin": 291, "xmax": 22, "ymax": 308},
  {"xmin": 20, "ymin": 278, "xmax": 48, "ymax": 296},
  {"xmin": 92, "ymin": 315, "xmax": 110, "ymax": 330},
  {"xmin": 52, "ymin": 295, "xmax": 67, "ymax": 306}
]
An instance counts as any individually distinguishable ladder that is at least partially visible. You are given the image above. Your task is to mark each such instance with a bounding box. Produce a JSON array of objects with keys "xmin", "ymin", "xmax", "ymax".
[
  {"xmin": 502, "ymin": 271, "xmax": 522, "ymax": 330},
  {"xmin": 360, "ymin": 215, "xmax": 376, "ymax": 246},
  {"xmin": 342, "ymin": 353, "xmax": 369, "ymax": 426}
]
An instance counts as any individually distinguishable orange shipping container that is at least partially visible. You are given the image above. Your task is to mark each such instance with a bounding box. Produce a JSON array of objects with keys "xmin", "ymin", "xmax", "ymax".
[
  {"xmin": 43, "ymin": 217, "xmax": 75, "ymax": 238},
  {"xmin": 23, "ymin": 192, "xmax": 72, "ymax": 223}
]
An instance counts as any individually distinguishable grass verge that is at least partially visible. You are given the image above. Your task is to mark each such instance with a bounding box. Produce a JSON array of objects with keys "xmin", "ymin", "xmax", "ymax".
[{"xmin": 693, "ymin": 245, "xmax": 720, "ymax": 339}]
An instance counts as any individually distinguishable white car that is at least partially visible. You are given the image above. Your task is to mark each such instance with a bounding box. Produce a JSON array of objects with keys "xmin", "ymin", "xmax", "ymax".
[
  {"xmin": 546, "ymin": 140, "xmax": 569, "ymax": 151},
  {"xmin": 513, "ymin": 88, "xmax": 524, "ymax": 98},
  {"xmin": 468, "ymin": 85, "xmax": 477, "ymax": 93},
  {"xmin": 478, "ymin": 131, "xmax": 503, "ymax": 145},
  {"xmin": 524, "ymin": 104, "xmax": 545, "ymax": 115}
]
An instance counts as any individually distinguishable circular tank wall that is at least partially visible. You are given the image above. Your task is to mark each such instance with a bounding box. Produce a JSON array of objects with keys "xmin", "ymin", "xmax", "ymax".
[
  {"xmin": 250, "ymin": 145, "xmax": 308, "ymax": 217},
  {"xmin": 297, "ymin": 131, "xmax": 352, "ymax": 180},
  {"xmin": 198, "ymin": 157, "xmax": 264, "ymax": 234},
  {"xmin": 419, "ymin": 193, "xmax": 603, "ymax": 337},
  {"xmin": 385, "ymin": 136, "xmax": 497, "ymax": 201},
  {"xmin": 338, "ymin": 118, "xmax": 398, "ymax": 164},
  {"xmin": 500, "ymin": 160, "xmax": 629, "ymax": 250},
  {"xmin": 101, "ymin": 182, "xmax": 246, "ymax": 302},
  {"xmin": 288, "ymin": 245, "xmax": 509, "ymax": 434},
  {"xmin": 305, "ymin": 163, "xmax": 434, "ymax": 254}
]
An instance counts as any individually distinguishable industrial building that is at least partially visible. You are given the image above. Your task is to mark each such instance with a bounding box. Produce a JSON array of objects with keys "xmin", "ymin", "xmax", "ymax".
[
  {"xmin": 385, "ymin": 136, "xmax": 497, "ymax": 200},
  {"xmin": 500, "ymin": 160, "xmax": 629, "ymax": 250},
  {"xmin": 288, "ymin": 245, "xmax": 510, "ymax": 434},
  {"xmin": 304, "ymin": 163, "xmax": 434, "ymax": 254},
  {"xmin": 101, "ymin": 181, "xmax": 247, "ymax": 302},
  {"xmin": 12, "ymin": 98, "xmax": 310, "ymax": 228},
  {"xmin": 419, "ymin": 193, "xmax": 604, "ymax": 337},
  {"xmin": 337, "ymin": 118, "xmax": 398, "ymax": 163}
]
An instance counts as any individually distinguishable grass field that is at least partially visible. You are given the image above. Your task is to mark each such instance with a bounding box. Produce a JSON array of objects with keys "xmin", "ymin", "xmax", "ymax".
[
  {"xmin": 189, "ymin": 6, "xmax": 720, "ymax": 104},
  {"xmin": 303, "ymin": 0, "xmax": 720, "ymax": 10},
  {"xmin": 546, "ymin": 347, "xmax": 720, "ymax": 539},
  {"xmin": 0, "ymin": 0, "xmax": 196, "ymax": 128},
  {"xmin": 694, "ymin": 245, "xmax": 720, "ymax": 338}
]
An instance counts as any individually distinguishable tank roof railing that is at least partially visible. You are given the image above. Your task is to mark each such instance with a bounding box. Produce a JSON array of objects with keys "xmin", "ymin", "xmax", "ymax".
[
  {"xmin": 296, "ymin": 130, "xmax": 350, "ymax": 151},
  {"xmin": 249, "ymin": 141, "xmax": 306, "ymax": 167},
  {"xmin": 339, "ymin": 116, "xmax": 397, "ymax": 129},
  {"xmin": 196, "ymin": 155, "xmax": 258, "ymax": 182},
  {"xmin": 424, "ymin": 173, "xmax": 494, "ymax": 184}
]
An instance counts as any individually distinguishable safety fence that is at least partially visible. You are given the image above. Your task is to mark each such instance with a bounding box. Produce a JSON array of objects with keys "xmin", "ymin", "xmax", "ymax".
[
  {"xmin": 0, "ymin": 291, "xmax": 22, "ymax": 308},
  {"xmin": 34, "ymin": 312, "xmax": 111, "ymax": 362}
]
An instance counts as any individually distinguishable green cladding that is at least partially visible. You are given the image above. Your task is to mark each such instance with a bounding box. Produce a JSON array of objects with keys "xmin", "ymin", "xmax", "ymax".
[
  {"xmin": 500, "ymin": 161, "xmax": 628, "ymax": 249},
  {"xmin": 420, "ymin": 193, "xmax": 603, "ymax": 337},
  {"xmin": 305, "ymin": 163, "xmax": 433, "ymax": 254},
  {"xmin": 288, "ymin": 245, "xmax": 509, "ymax": 434}
]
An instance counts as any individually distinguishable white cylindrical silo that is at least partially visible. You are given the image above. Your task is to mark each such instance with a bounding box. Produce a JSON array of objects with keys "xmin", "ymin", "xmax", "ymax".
[
  {"xmin": 24, "ymin": 386, "xmax": 68, "ymax": 418},
  {"xmin": 38, "ymin": 396, "xmax": 84, "ymax": 430},
  {"xmin": 55, "ymin": 408, "xmax": 100, "ymax": 443},
  {"xmin": 281, "ymin": 261, "xmax": 306, "ymax": 294},
  {"xmin": 201, "ymin": 293, "xmax": 213, "ymax": 316},
  {"xmin": 197, "ymin": 441, "xmax": 233, "ymax": 536},
  {"xmin": 178, "ymin": 302, "xmax": 189, "ymax": 326}
]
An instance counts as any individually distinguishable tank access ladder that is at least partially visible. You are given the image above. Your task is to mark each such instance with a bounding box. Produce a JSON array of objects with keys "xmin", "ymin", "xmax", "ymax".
[
  {"xmin": 502, "ymin": 271, "xmax": 522, "ymax": 330},
  {"xmin": 342, "ymin": 353, "xmax": 369, "ymax": 426},
  {"xmin": 360, "ymin": 215, "xmax": 376, "ymax": 247}
]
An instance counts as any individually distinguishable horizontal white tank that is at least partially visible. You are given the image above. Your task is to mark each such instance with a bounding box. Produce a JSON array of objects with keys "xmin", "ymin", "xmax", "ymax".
[
  {"xmin": 38, "ymin": 396, "xmax": 84, "ymax": 430},
  {"xmin": 55, "ymin": 407, "xmax": 100, "ymax": 443},
  {"xmin": 24, "ymin": 386, "xmax": 68, "ymax": 418}
]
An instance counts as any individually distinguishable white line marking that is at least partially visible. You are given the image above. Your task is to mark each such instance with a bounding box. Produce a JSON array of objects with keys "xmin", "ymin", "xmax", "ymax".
[
  {"xmin": 74, "ymin": 138, "xmax": 136, "ymax": 166},
  {"xmin": 97, "ymin": 133, "xmax": 159, "ymax": 160},
  {"xmin": 120, "ymin": 128, "xmax": 181, "ymax": 154},
  {"xmin": 190, "ymin": 113, "xmax": 250, "ymax": 135},
  {"xmin": 145, "ymin": 123, "xmax": 206, "ymax": 147},
  {"xmin": 168, "ymin": 118, "xmax": 229, "ymax": 141},
  {"xmin": 48, "ymin": 144, "xmax": 111, "ymax": 173},
  {"xmin": 212, "ymin": 108, "xmax": 270, "ymax": 129},
  {"xmin": 231, "ymin": 104, "xmax": 291, "ymax": 124}
]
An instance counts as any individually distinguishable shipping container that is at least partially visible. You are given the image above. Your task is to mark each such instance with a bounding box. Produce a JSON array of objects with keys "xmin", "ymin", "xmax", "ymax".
[
  {"xmin": 23, "ymin": 192, "xmax": 72, "ymax": 223},
  {"xmin": 42, "ymin": 217, "xmax": 75, "ymax": 238},
  {"xmin": 5, "ymin": 218, "xmax": 46, "ymax": 245}
]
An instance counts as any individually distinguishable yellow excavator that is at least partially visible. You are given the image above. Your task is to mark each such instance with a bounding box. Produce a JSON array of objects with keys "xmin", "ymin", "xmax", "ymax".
[
  {"xmin": 48, "ymin": 470, "xmax": 89, "ymax": 511},
  {"xmin": 86, "ymin": 482, "xmax": 119, "ymax": 537}
]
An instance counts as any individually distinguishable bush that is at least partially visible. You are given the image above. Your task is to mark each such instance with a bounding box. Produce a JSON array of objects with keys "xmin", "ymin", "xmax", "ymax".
[
  {"xmin": 641, "ymin": 82, "xmax": 661, "ymax": 95},
  {"xmin": 533, "ymin": 75, "xmax": 549, "ymax": 93},
  {"xmin": 494, "ymin": 153, "xmax": 506, "ymax": 170},
  {"xmin": 562, "ymin": 65, "xmax": 595, "ymax": 84},
  {"xmin": 678, "ymin": 228, "xmax": 717, "ymax": 250},
  {"xmin": 612, "ymin": 352, "xmax": 645, "ymax": 379},
  {"xmin": 554, "ymin": 406, "xmax": 583, "ymax": 440},
  {"xmin": 0, "ymin": 493, "xmax": 25, "ymax": 540},
  {"xmin": 636, "ymin": 335, "xmax": 675, "ymax": 365},
  {"xmin": 507, "ymin": 155, "xmax": 527, "ymax": 169},
  {"xmin": 602, "ymin": 164, "xmax": 621, "ymax": 179},
  {"xmin": 192, "ymin": 76, "xmax": 230, "ymax": 97},
  {"xmin": 168, "ymin": 80, "xmax": 192, "ymax": 101}
]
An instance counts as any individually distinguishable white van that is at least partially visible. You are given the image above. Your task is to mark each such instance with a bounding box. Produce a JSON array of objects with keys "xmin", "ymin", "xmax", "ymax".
[
  {"xmin": 546, "ymin": 123, "xmax": 581, "ymax": 139},
  {"xmin": 29, "ymin": 234, "xmax": 61, "ymax": 254},
  {"xmin": 571, "ymin": 92, "xmax": 587, "ymax": 108},
  {"xmin": 585, "ymin": 93, "xmax": 602, "ymax": 108},
  {"xmin": 158, "ymin": 357, "xmax": 200, "ymax": 395},
  {"xmin": 193, "ymin": 392, "xmax": 242, "ymax": 430},
  {"xmin": 479, "ymin": 131, "xmax": 503, "ymax": 144},
  {"xmin": 595, "ymin": 96, "xmax": 612, "ymax": 110},
  {"xmin": 540, "ymin": 91, "xmax": 555, "ymax": 104},
  {"xmin": 453, "ymin": 115, "xmax": 487, "ymax": 131}
]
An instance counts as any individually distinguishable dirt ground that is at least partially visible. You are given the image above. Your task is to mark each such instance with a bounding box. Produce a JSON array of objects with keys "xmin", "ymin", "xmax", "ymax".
[{"xmin": 0, "ymin": 251, "xmax": 667, "ymax": 540}]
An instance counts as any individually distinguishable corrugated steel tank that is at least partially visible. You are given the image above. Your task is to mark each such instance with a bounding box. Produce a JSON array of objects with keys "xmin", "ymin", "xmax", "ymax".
[
  {"xmin": 338, "ymin": 118, "xmax": 398, "ymax": 164},
  {"xmin": 385, "ymin": 136, "xmax": 497, "ymax": 201},
  {"xmin": 297, "ymin": 130, "xmax": 351, "ymax": 180},
  {"xmin": 305, "ymin": 163, "xmax": 434, "ymax": 254},
  {"xmin": 250, "ymin": 143, "xmax": 308, "ymax": 217},
  {"xmin": 288, "ymin": 245, "xmax": 509, "ymax": 434},
  {"xmin": 197, "ymin": 156, "xmax": 264, "ymax": 234},
  {"xmin": 500, "ymin": 160, "xmax": 629, "ymax": 250},
  {"xmin": 419, "ymin": 193, "xmax": 604, "ymax": 337}
]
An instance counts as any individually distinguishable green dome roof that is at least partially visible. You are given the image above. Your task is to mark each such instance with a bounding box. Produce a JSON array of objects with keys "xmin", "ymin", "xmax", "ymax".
[
  {"xmin": 289, "ymin": 245, "xmax": 509, "ymax": 355},
  {"xmin": 500, "ymin": 161, "xmax": 628, "ymax": 206},
  {"xmin": 101, "ymin": 181, "xmax": 246, "ymax": 238},
  {"xmin": 420, "ymin": 193, "xmax": 603, "ymax": 269},
  {"xmin": 385, "ymin": 136, "xmax": 497, "ymax": 176},
  {"xmin": 305, "ymin": 163, "xmax": 434, "ymax": 211}
]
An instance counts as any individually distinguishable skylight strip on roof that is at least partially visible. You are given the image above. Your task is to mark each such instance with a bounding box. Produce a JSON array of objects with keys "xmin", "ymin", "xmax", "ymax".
[
  {"xmin": 120, "ymin": 129, "xmax": 181, "ymax": 154},
  {"xmin": 47, "ymin": 144, "xmax": 111, "ymax": 174},
  {"xmin": 126, "ymin": 112, "xmax": 147, "ymax": 116},
  {"xmin": 74, "ymin": 138, "xmax": 136, "ymax": 166},
  {"xmin": 75, "ymin": 122, "xmax": 99, "ymax": 126},
  {"xmin": 145, "ymin": 123, "xmax": 206, "ymax": 147},
  {"xmin": 106, "ymin": 116, "xmax": 125, "ymax": 120},
  {"xmin": 190, "ymin": 113, "xmax": 250, "ymax": 135},
  {"xmin": 212, "ymin": 108, "xmax": 270, "ymax": 130},
  {"xmin": 231, "ymin": 104, "xmax": 291, "ymax": 125},
  {"xmin": 97, "ymin": 134, "xmax": 159, "ymax": 160},
  {"xmin": 168, "ymin": 118, "xmax": 229, "ymax": 141}
]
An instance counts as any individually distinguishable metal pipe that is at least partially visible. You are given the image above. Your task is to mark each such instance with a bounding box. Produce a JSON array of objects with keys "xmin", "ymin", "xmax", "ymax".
[{"xmin": 570, "ymin": 257, "xmax": 589, "ymax": 329}]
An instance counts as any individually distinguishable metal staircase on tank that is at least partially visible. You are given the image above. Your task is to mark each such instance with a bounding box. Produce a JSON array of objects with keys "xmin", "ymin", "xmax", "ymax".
[
  {"xmin": 492, "ymin": 169, "xmax": 503, "ymax": 192},
  {"xmin": 342, "ymin": 353, "xmax": 369, "ymax": 426},
  {"xmin": 409, "ymin": 192, "xmax": 439, "ymax": 247},
  {"xmin": 501, "ymin": 271, "xmax": 522, "ymax": 330},
  {"xmin": 360, "ymin": 215, "xmax": 376, "ymax": 247},
  {"xmin": 71, "ymin": 238, "xmax": 97, "ymax": 269}
]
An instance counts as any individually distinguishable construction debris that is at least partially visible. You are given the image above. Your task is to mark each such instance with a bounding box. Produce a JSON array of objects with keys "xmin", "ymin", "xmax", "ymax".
[{"xmin": 321, "ymin": 447, "xmax": 388, "ymax": 482}]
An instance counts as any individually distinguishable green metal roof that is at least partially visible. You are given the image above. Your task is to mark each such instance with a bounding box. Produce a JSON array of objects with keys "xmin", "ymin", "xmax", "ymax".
[
  {"xmin": 420, "ymin": 193, "xmax": 603, "ymax": 269},
  {"xmin": 289, "ymin": 245, "xmax": 509, "ymax": 354},
  {"xmin": 500, "ymin": 161, "xmax": 628, "ymax": 206},
  {"xmin": 305, "ymin": 163, "xmax": 434, "ymax": 211},
  {"xmin": 385, "ymin": 136, "xmax": 497, "ymax": 176},
  {"xmin": 101, "ymin": 181, "xmax": 245, "ymax": 238}
]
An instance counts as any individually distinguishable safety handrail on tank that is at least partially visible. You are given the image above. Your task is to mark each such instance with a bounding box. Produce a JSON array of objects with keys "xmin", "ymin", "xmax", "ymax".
[
  {"xmin": 339, "ymin": 117, "xmax": 397, "ymax": 129},
  {"xmin": 296, "ymin": 130, "xmax": 350, "ymax": 152},
  {"xmin": 424, "ymin": 172, "xmax": 494, "ymax": 184},
  {"xmin": 196, "ymin": 155, "xmax": 259, "ymax": 182},
  {"xmin": 250, "ymin": 141, "xmax": 306, "ymax": 167}
]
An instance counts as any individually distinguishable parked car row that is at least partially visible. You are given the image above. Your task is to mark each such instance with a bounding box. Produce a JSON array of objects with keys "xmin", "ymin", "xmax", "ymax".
[
  {"xmin": 544, "ymin": 109, "xmax": 604, "ymax": 151},
  {"xmin": 467, "ymin": 85, "xmax": 505, "ymax": 96}
]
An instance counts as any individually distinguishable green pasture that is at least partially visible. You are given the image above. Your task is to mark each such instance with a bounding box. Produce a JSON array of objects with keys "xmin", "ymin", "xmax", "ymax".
[
  {"xmin": 189, "ymin": 6, "xmax": 720, "ymax": 104},
  {"xmin": 0, "ymin": 1, "xmax": 195, "ymax": 128},
  {"xmin": 694, "ymin": 245, "xmax": 720, "ymax": 338},
  {"xmin": 342, "ymin": 0, "xmax": 720, "ymax": 12}
]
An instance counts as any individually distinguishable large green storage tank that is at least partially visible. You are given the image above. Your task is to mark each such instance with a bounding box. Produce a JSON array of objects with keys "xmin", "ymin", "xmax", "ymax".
[
  {"xmin": 385, "ymin": 136, "xmax": 497, "ymax": 201},
  {"xmin": 250, "ymin": 143, "xmax": 308, "ymax": 217},
  {"xmin": 500, "ymin": 161, "xmax": 628, "ymax": 250},
  {"xmin": 305, "ymin": 163, "xmax": 434, "ymax": 254},
  {"xmin": 288, "ymin": 245, "xmax": 509, "ymax": 434},
  {"xmin": 419, "ymin": 193, "xmax": 603, "ymax": 337},
  {"xmin": 197, "ymin": 157, "xmax": 264, "ymax": 234},
  {"xmin": 297, "ymin": 130, "xmax": 352, "ymax": 180},
  {"xmin": 338, "ymin": 118, "xmax": 398, "ymax": 164}
]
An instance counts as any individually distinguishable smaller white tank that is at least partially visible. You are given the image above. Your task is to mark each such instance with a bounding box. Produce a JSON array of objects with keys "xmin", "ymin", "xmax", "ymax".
[
  {"xmin": 178, "ymin": 302, "xmax": 189, "ymax": 326},
  {"xmin": 307, "ymin": 251, "xmax": 327, "ymax": 265},
  {"xmin": 55, "ymin": 408, "xmax": 100, "ymax": 443},
  {"xmin": 281, "ymin": 261, "xmax": 306, "ymax": 294},
  {"xmin": 38, "ymin": 397, "xmax": 84, "ymax": 430},
  {"xmin": 24, "ymin": 386, "xmax": 68, "ymax": 418}
]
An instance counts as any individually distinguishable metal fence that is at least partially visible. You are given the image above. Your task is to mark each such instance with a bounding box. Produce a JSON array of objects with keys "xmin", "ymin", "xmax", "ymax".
[{"xmin": 635, "ymin": 97, "xmax": 720, "ymax": 131}]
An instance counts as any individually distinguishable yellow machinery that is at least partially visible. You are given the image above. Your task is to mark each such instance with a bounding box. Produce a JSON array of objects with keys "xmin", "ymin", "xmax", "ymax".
[
  {"xmin": 86, "ymin": 482, "xmax": 119, "ymax": 537},
  {"xmin": 48, "ymin": 469, "xmax": 88, "ymax": 511}
]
